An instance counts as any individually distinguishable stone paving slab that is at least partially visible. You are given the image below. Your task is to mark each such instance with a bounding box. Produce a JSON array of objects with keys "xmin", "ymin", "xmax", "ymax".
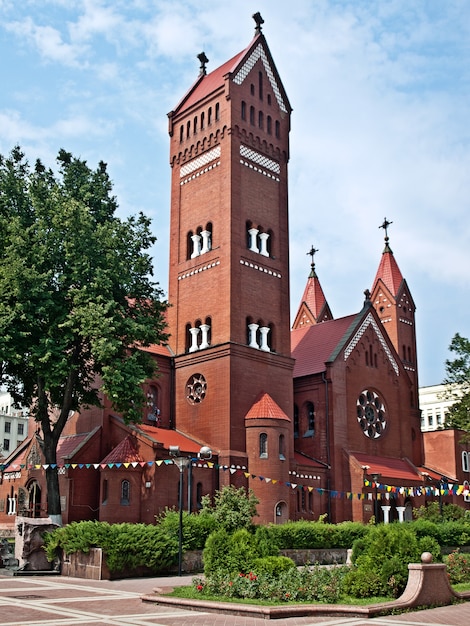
[{"xmin": 0, "ymin": 573, "xmax": 469, "ymax": 626}]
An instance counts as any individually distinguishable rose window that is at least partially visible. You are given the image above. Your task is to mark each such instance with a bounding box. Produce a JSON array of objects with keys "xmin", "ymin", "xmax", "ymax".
[
  {"xmin": 186, "ymin": 373, "xmax": 207, "ymax": 404},
  {"xmin": 356, "ymin": 390, "xmax": 387, "ymax": 439}
]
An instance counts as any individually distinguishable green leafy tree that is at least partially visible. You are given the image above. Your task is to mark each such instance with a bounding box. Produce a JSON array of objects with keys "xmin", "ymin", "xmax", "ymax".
[
  {"xmin": 0, "ymin": 147, "xmax": 167, "ymax": 524},
  {"xmin": 200, "ymin": 485, "xmax": 259, "ymax": 533},
  {"xmin": 442, "ymin": 334, "xmax": 470, "ymax": 438}
]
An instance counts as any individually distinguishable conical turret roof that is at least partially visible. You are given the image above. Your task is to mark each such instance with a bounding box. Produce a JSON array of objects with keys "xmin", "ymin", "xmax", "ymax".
[{"xmin": 292, "ymin": 247, "xmax": 333, "ymax": 329}]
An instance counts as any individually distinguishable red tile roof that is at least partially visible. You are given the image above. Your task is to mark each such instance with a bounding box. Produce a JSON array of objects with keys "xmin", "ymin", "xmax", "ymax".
[
  {"xmin": 57, "ymin": 432, "xmax": 95, "ymax": 461},
  {"xmin": 294, "ymin": 451, "xmax": 326, "ymax": 469},
  {"xmin": 245, "ymin": 392, "xmax": 290, "ymax": 421},
  {"xmin": 137, "ymin": 423, "xmax": 209, "ymax": 455},
  {"xmin": 101, "ymin": 435, "xmax": 144, "ymax": 464},
  {"xmin": 296, "ymin": 272, "xmax": 331, "ymax": 324},
  {"xmin": 176, "ymin": 50, "xmax": 247, "ymax": 114},
  {"xmin": 291, "ymin": 314, "xmax": 357, "ymax": 377},
  {"xmin": 351, "ymin": 452, "xmax": 421, "ymax": 483},
  {"xmin": 371, "ymin": 247, "xmax": 404, "ymax": 297}
]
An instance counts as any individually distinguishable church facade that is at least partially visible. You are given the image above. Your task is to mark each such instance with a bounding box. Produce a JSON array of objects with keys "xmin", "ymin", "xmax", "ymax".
[{"xmin": 1, "ymin": 15, "xmax": 467, "ymax": 532}]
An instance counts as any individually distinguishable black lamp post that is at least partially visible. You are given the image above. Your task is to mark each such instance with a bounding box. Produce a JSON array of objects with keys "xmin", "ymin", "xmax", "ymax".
[
  {"xmin": 372, "ymin": 473, "xmax": 381, "ymax": 523},
  {"xmin": 169, "ymin": 445, "xmax": 212, "ymax": 576}
]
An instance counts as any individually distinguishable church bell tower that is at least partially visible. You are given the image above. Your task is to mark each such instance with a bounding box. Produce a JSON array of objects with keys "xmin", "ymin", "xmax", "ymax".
[{"xmin": 166, "ymin": 15, "xmax": 294, "ymax": 518}]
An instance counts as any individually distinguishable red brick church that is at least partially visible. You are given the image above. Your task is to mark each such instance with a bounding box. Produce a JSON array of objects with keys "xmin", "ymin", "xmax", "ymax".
[{"xmin": 1, "ymin": 14, "xmax": 465, "ymax": 531}]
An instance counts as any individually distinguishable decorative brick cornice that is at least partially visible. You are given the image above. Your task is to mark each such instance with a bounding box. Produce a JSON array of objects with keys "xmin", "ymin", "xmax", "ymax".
[{"xmin": 239, "ymin": 257, "xmax": 282, "ymax": 279}]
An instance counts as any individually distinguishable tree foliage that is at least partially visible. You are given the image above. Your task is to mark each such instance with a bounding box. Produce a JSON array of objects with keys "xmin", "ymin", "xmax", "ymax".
[
  {"xmin": 0, "ymin": 147, "xmax": 167, "ymax": 518},
  {"xmin": 443, "ymin": 333, "xmax": 470, "ymax": 434},
  {"xmin": 199, "ymin": 485, "xmax": 259, "ymax": 534}
]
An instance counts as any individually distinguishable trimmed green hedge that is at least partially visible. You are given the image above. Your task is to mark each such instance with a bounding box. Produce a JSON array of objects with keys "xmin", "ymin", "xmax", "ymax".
[{"xmin": 44, "ymin": 520, "xmax": 178, "ymax": 574}]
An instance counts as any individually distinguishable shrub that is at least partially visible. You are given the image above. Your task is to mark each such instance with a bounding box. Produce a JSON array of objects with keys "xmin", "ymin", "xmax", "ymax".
[
  {"xmin": 265, "ymin": 520, "xmax": 368, "ymax": 550},
  {"xmin": 43, "ymin": 521, "xmax": 178, "ymax": 574},
  {"xmin": 193, "ymin": 565, "xmax": 349, "ymax": 603},
  {"xmin": 252, "ymin": 555, "xmax": 296, "ymax": 576},
  {"xmin": 344, "ymin": 524, "xmax": 441, "ymax": 599},
  {"xmin": 156, "ymin": 508, "xmax": 217, "ymax": 550},
  {"xmin": 200, "ymin": 485, "xmax": 259, "ymax": 534},
  {"xmin": 413, "ymin": 501, "xmax": 467, "ymax": 522},
  {"xmin": 445, "ymin": 549, "xmax": 470, "ymax": 584}
]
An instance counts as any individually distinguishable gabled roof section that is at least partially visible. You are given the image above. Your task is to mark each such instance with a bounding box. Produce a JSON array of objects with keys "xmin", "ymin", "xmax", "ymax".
[
  {"xmin": 292, "ymin": 260, "xmax": 333, "ymax": 329},
  {"xmin": 129, "ymin": 420, "xmax": 211, "ymax": 455},
  {"xmin": 291, "ymin": 314, "xmax": 358, "ymax": 378},
  {"xmin": 173, "ymin": 32, "xmax": 291, "ymax": 117},
  {"xmin": 57, "ymin": 428, "xmax": 101, "ymax": 462},
  {"xmin": 342, "ymin": 310, "xmax": 400, "ymax": 376},
  {"xmin": 245, "ymin": 392, "xmax": 290, "ymax": 421},
  {"xmin": 101, "ymin": 435, "xmax": 144, "ymax": 464}
]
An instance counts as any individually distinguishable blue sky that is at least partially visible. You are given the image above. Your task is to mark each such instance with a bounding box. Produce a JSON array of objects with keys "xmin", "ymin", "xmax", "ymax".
[{"xmin": 1, "ymin": 0, "xmax": 469, "ymax": 387}]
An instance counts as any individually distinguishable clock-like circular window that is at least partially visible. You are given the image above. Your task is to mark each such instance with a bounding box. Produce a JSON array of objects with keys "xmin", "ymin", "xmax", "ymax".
[
  {"xmin": 186, "ymin": 373, "xmax": 207, "ymax": 405},
  {"xmin": 356, "ymin": 389, "xmax": 387, "ymax": 439}
]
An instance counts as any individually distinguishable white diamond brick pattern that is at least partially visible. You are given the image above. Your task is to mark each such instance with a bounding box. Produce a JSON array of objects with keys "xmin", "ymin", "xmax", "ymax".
[
  {"xmin": 180, "ymin": 146, "xmax": 221, "ymax": 177},
  {"xmin": 344, "ymin": 312, "xmax": 399, "ymax": 375},
  {"xmin": 233, "ymin": 44, "xmax": 288, "ymax": 113},
  {"xmin": 240, "ymin": 145, "xmax": 280, "ymax": 174}
]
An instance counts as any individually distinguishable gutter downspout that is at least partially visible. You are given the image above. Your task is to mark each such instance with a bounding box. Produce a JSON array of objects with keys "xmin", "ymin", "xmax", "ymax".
[{"xmin": 322, "ymin": 371, "xmax": 332, "ymax": 522}]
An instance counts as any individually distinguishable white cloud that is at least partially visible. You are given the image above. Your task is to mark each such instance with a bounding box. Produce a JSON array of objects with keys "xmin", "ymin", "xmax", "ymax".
[{"xmin": 5, "ymin": 16, "xmax": 87, "ymax": 67}]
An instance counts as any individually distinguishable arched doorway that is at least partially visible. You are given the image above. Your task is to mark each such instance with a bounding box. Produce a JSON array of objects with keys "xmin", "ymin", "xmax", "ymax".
[{"xmin": 274, "ymin": 501, "xmax": 288, "ymax": 524}]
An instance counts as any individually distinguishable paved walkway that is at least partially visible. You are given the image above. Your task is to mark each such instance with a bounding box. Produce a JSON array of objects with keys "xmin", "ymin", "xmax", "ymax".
[{"xmin": 0, "ymin": 573, "xmax": 469, "ymax": 625}]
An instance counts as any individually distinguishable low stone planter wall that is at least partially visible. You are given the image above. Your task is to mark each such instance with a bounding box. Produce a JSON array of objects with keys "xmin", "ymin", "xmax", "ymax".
[
  {"xmin": 60, "ymin": 548, "xmax": 350, "ymax": 580},
  {"xmin": 281, "ymin": 548, "xmax": 350, "ymax": 565}
]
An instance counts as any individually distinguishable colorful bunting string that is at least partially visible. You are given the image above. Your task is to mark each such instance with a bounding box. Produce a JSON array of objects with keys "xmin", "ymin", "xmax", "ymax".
[{"xmin": 1, "ymin": 460, "xmax": 468, "ymax": 501}]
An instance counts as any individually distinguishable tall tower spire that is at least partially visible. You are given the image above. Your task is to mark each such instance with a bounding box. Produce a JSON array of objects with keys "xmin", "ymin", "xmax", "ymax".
[
  {"xmin": 166, "ymin": 17, "xmax": 294, "ymax": 523},
  {"xmin": 370, "ymin": 219, "xmax": 420, "ymax": 457},
  {"xmin": 292, "ymin": 246, "xmax": 333, "ymax": 329}
]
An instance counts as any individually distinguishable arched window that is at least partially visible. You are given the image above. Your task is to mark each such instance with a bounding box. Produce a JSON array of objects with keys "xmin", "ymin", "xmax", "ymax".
[
  {"xmin": 304, "ymin": 402, "xmax": 315, "ymax": 437},
  {"xmin": 120, "ymin": 480, "xmax": 130, "ymax": 506},
  {"xmin": 294, "ymin": 404, "xmax": 299, "ymax": 439},
  {"xmin": 279, "ymin": 434, "xmax": 285, "ymax": 460},
  {"xmin": 193, "ymin": 116, "xmax": 197, "ymax": 134},
  {"xmin": 196, "ymin": 482, "xmax": 203, "ymax": 509},
  {"xmin": 186, "ymin": 120, "xmax": 191, "ymax": 139},
  {"xmin": 259, "ymin": 433, "xmax": 268, "ymax": 458},
  {"xmin": 250, "ymin": 83, "xmax": 255, "ymax": 96},
  {"xmin": 275, "ymin": 120, "xmax": 280, "ymax": 138},
  {"xmin": 241, "ymin": 101, "xmax": 246, "ymax": 121},
  {"xmin": 267, "ymin": 115, "xmax": 272, "ymax": 134},
  {"xmin": 200, "ymin": 111, "xmax": 205, "ymax": 129},
  {"xmin": 208, "ymin": 107, "xmax": 212, "ymax": 125},
  {"xmin": 462, "ymin": 451, "xmax": 469, "ymax": 473},
  {"xmin": 179, "ymin": 125, "xmax": 184, "ymax": 142},
  {"xmin": 250, "ymin": 106, "xmax": 255, "ymax": 125},
  {"xmin": 215, "ymin": 102, "xmax": 220, "ymax": 121},
  {"xmin": 258, "ymin": 71, "xmax": 263, "ymax": 100},
  {"xmin": 102, "ymin": 479, "xmax": 108, "ymax": 505},
  {"xmin": 258, "ymin": 111, "xmax": 264, "ymax": 129}
]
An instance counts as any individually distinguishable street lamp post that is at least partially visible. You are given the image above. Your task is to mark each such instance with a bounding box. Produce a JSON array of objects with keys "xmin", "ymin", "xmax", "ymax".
[{"xmin": 169, "ymin": 445, "xmax": 212, "ymax": 576}]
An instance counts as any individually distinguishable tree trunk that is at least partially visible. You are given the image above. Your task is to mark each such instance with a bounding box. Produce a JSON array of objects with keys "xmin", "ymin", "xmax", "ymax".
[{"xmin": 45, "ymin": 464, "xmax": 62, "ymax": 524}]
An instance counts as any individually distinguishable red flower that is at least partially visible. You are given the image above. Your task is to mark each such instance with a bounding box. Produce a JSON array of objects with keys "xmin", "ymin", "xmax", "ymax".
[{"xmin": 196, "ymin": 584, "xmax": 203, "ymax": 591}]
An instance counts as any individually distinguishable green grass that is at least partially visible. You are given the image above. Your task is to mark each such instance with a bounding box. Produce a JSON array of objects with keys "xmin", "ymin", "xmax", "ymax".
[
  {"xmin": 167, "ymin": 586, "xmax": 391, "ymax": 606},
  {"xmin": 453, "ymin": 582, "xmax": 470, "ymax": 592}
]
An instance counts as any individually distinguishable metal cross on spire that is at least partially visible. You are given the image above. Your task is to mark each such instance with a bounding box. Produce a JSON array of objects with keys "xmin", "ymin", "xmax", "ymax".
[
  {"xmin": 379, "ymin": 217, "xmax": 393, "ymax": 242},
  {"xmin": 252, "ymin": 12, "xmax": 264, "ymax": 33},
  {"xmin": 307, "ymin": 245, "xmax": 319, "ymax": 267},
  {"xmin": 197, "ymin": 52, "xmax": 209, "ymax": 76}
]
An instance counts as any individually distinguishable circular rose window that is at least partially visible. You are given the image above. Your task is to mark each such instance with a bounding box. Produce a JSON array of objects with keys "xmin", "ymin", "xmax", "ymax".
[
  {"xmin": 186, "ymin": 373, "xmax": 207, "ymax": 404},
  {"xmin": 356, "ymin": 389, "xmax": 387, "ymax": 439}
]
